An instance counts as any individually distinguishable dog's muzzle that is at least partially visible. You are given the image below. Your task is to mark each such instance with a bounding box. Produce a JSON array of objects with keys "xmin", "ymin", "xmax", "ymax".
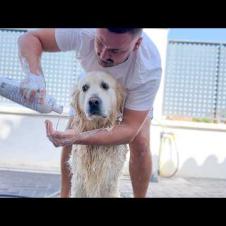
[{"xmin": 88, "ymin": 96, "xmax": 103, "ymax": 117}]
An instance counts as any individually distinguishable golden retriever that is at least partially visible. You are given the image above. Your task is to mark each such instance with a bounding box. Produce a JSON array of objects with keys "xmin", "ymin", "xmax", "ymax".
[{"xmin": 69, "ymin": 71, "xmax": 128, "ymax": 197}]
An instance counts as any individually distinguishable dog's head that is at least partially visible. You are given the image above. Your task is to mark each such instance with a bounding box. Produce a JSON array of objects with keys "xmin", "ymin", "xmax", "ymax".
[{"xmin": 71, "ymin": 71, "xmax": 125, "ymax": 124}]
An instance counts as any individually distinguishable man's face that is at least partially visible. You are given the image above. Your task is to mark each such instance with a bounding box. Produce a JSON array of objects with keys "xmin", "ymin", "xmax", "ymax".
[{"xmin": 95, "ymin": 29, "xmax": 142, "ymax": 67}]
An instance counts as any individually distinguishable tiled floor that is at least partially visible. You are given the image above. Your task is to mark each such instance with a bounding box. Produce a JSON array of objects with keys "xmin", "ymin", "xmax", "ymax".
[{"xmin": 0, "ymin": 169, "xmax": 225, "ymax": 198}]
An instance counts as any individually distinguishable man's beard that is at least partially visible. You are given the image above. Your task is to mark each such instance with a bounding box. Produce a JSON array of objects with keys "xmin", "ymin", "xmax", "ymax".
[
  {"xmin": 97, "ymin": 57, "xmax": 114, "ymax": 67},
  {"xmin": 97, "ymin": 56, "xmax": 130, "ymax": 68}
]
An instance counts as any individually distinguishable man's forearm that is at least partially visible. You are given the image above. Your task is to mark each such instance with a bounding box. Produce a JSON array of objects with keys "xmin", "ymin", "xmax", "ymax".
[
  {"xmin": 18, "ymin": 32, "xmax": 43, "ymax": 75},
  {"xmin": 75, "ymin": 123, "xmax": 136, "ymax": 145},
  {"xmin": 45, "ymin": 110, "xmax": 149, "ymax": 147}
]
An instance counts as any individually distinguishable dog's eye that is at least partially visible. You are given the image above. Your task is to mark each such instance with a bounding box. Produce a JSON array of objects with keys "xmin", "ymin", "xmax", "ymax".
[
  {"xmin": 101, "ymin": 81, "xmax": 109, "ymax": 90},
  {"xmin": 82, "ymin": 84, "xmax": 89, "ymax": 92}
]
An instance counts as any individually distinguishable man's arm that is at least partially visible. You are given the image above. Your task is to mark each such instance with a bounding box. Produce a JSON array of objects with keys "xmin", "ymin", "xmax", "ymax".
[
  {"xmin": 76, "ymin": 108, "xmax": 149, "ymax": 145},
  {"xmin": 18, "ymin": 28, "xmax": 60, "ymax": 75},
  {"xmin": 45, "ymin": 108, "xmax": 149, "ymax": 146},
  {"xmin": 18, "ymin": 29, "xmax": 61, "ymax": 103}
]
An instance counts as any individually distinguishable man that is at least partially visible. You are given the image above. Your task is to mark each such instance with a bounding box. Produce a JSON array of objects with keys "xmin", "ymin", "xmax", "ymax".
[{"xmin": 18, "ymin": 28, "xmax": 162, "ymax": 198}]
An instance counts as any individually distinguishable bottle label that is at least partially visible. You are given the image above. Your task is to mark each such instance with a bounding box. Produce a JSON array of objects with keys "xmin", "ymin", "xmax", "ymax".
[
  {"xmin": 0, "ymin": 79, "xmax": 54, "ymax": 113},
  {"xmin": 0, "ymin": 77, "xmax": 62, "ymax": 114}
]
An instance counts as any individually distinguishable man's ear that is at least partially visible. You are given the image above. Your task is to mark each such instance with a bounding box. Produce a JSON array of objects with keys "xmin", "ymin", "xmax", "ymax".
[{"xmin": 133, "ymin": 37, "xmax": 143, "ymax": 51}]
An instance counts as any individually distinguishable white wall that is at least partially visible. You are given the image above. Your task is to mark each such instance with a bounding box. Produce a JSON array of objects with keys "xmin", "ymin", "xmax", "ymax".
[
  {"xmin": 144, "ymin": 29, "xmax": 169, "ymax": 121},
  {"xmin": 0, "ymin": 113, "xmax": 66, "ymax": 173},
  {"xmin": 143, "ymin": 29, "xmax": 169, "ymax": 177},
  {"xmin": 151, "ymin": 121, "xmax": 226, "ymax": 179}
]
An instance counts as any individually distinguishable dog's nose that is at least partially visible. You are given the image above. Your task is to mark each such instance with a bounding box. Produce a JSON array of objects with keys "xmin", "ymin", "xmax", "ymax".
[{"xmin": 89, "ymin": 96, "xmax": 101, "ymax": 107}]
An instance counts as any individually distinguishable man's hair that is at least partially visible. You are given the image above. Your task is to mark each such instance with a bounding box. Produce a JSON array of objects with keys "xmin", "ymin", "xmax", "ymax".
[{"xmin": 107, "ymin": 28, "xmax": 143, "ymax": 37}]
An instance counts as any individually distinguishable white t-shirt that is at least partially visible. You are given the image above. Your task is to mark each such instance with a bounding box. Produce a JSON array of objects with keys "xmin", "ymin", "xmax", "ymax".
[{"xmin": 55, "ymin": 29, "xmax": 162, "ymax": 118}]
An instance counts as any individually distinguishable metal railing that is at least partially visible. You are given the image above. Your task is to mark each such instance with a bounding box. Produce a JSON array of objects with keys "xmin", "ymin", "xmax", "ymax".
[{"xmin": 163, "ymin": 40, "xmax": 226, "ymax": 123}]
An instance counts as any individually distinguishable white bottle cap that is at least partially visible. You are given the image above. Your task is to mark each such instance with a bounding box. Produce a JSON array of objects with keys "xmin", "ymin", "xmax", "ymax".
[{"xmin": 52, "ymin": 104, "xmax": 64, "ymax": 114}]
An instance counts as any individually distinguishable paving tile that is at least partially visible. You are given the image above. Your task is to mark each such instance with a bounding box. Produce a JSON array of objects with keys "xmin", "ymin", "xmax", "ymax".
[{"xmin": 1, "ymin": 170, "xmax": 226, "ymax": 198}]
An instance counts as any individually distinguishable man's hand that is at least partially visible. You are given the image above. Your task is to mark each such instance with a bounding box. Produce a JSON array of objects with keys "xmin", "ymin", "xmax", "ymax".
[
  {"xmin": 45, "ymin": 120, "xmax": 80, "ymax": 147},
  {"xmin": 19, "ymin": 56, "xmax": 46, "ymax": 104},
  {"xmin": 20, "ymin": 73, "xmax": 46, "ymax": 104}
]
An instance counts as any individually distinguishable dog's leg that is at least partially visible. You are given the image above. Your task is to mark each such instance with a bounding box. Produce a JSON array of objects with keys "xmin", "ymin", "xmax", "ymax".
[
  {"xmin": 99, "ymin": 146, "xmax": 127, "ymax": 198},
  {"xmin": 70, "ymin": 148, "xmax": 88, "ymax": 198},
  {"xmin": 97, "ymin": 179, "xmax": 120, "ymax": 197},
  {"xmin": 71, "ymin": 174, "xmax": 87, "ymax": 197}
]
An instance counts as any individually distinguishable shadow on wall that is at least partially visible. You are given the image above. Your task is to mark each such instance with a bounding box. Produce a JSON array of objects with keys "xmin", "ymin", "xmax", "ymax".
[{"xmin": 178, "ymin": 155, "xmax": 226, "ymax": 179}]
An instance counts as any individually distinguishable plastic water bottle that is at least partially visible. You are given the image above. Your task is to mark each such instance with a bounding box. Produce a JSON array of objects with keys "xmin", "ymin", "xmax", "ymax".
[{"xmin": 0, "ymin": 77, "xmax": 63, "ymax": 114}]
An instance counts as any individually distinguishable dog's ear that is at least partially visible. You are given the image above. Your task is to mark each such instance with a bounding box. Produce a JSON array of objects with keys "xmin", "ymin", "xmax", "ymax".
[
  {"xmin": 70, "ymin": 85, "xmax": 82, "ymax": 116},
  {"xmin": 116, "ymin": 82, "xmax": 126, "ymax": 114}
]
